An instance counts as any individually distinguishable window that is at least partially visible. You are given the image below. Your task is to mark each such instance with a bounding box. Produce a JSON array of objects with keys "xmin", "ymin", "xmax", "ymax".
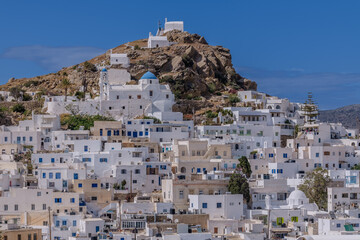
[
  {"xmin": 4, "ymin": 137, "xmax": 7, "ymax": 142},
  {"xmin": 82, "ymin": 158, "xmax": 91, "ymax": 162},
  {"xmin": 92, "ymin": 183, "xmax": 98, "ymax": 188},
  {"xmin": 42, "ymin": 173, "xmax": 46, "ymax": 178},
  {"xmin": 14, "ymin": 204, "xmax": 18, "ymax": 211},
  {"xmin": 99, "ymin": 158, "xmax": 108, "ymax": 162},
  {"xmin": 54, "ymin": 198, "xmax": 62, "ymax": 203},
  {"xmin": 283, "ymin": 153, "xmax": 288, "ymax": 158},
  {"xmin": 4, "ymin": 205, "xmax": 8, "ymax": 211},
  {"xmin": 55, "ymin": 172, "xmax": 61, "ymax": 179},
  {"xmin": 62, "ymin": 220, "xmax": 67, "ymax": 226},
  {"xmin": 91, "ymin": 196, "xmax": 98, "ymax": 201},
  {"xmin": 179, "ymin": 190, "xmax": 184, "ymax": 199},
  {"xmin": 149, "ymin": 90, "xmax": 153, "ymax": 97},
  {"xmin": 31, "ymin": 204, "xmax": 35, "ymax": 210},
  {"xmin": 70, "ymin": 198, "xmax": 75, "ymax": 203},
  {"xmin": 78, "ymin": 183, "xmax": 83, "ymax": 188},
  {"xmin": 73, "ymin": 220, "xmax": 77, "ymax": 226},
  {"xmin": 216, "ymin": 203, "xmax": 222, "ymax": 208},
  {"xmin": 84, "ymin": 145, "xmax": 88, "ymax": 152},
  {"xmin": 132, "ymin": 180, "xmax": 137, "ymax": 184},
  {"xmin": 135, "ymin": 169, "xmax": 140, "ymax": 174},
  {"xmin": 269, "ymin": 153, "xmax": 274, "ymax": 158},
  {"xmin": 100, "ymin": 129, "xmax": 103, "ymax": 136},
  {"xmin": 315, "ymin": 153, "xmax": 320, "ymax": 158},
  {"xmin": 336, "ymin": 223, "xmax": 341, "ymax": 228},
  {"xmin": 51, "ymin": 158, "xmax": 55, "ymax": 163},
  {"xmin": 39, "ymin": 158, "xmax": 43, "ymax": 163},
  {"xmin": 30, "ymin": 136, "xmax": 33, "ymax": 142},
  {"xmin": 49, "ymin": 173, "xmax": 53, "ymax": 179},
  {"xmin": 202, "ymin": 203, "xmax": 208, "ymax": 208},
  {"xmin": 73, "ymin": 173, "xmax": 78, "ymax": 180},
  {"xmin": 43, "ymin": 204, "xmax": 46, "ymax": 210},
  {"xmin": 121, "ymin": 169, "xmax": 127, "ymax": 174}
]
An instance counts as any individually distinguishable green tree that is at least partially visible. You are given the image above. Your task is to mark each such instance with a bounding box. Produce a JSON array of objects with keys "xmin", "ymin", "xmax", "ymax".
[
  {"xmin": 61, "ymin": 78, "xmax": 72, "ymax": 102},
  {"xmin": 12, "ymin": 103, "xmax": 26, "ymax": 113},
  {"xmin": 301, "ymin": 92, "xmax": 319, "ymax": 124},
  {"xmin": 9, "ymin": 87, "xmax": 23, "ymax": 101},
  {"xmin": 61, "ymin": 114, "xmax": 114, "ymax": 130},
  {"xmin": 237, "ymin": 156, "xmax": 252, "ymax": 178},
  {"xmin": 228, "ymin": 173, "xmax": 251, "ymax": 204},
  {"xmin": 83, "ymin": 61, "xmax": 97, "ymax": 72},
  {"xmin": 298, "ymin": 168, "xmax": 331, "ymax": 210},
  {"xmin": 229, "ymin": 94, "xmax": 240, "ymax": 106},
  {"xmin": 121, "ymin": 180, "xmax": 127, "ymax": 190}
]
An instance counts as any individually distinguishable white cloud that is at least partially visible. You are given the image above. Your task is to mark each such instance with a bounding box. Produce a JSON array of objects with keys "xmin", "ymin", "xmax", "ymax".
[{"xmin": 2, "ymin": 45, "xmax": 105, "ymax": 71}]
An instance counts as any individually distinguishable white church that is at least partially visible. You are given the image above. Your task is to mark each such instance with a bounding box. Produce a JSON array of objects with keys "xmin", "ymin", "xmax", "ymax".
[
  {"xmin": 44, "ymin": 55, "xmax": 182, "ymax": 121},
  {"xmin": 147, "ymin": 18, "xmax": 184, "ymax": 48}
]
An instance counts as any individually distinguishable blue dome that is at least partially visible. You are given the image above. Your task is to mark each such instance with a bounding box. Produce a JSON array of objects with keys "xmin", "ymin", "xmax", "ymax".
[
  {"xmin": 140, "ymin": 71, "xmax": 157, "ymax": 80},
  {"xmin": 101, "ymin": 68, "xmax": 107, "ymax": 72}
]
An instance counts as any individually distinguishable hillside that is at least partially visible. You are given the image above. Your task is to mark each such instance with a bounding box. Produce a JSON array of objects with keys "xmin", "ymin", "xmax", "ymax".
[
  {"xmin": 319, "ymin": 104, "xmax": 360, "ymax": 129},
  {"xmin": 0, "ymin": 30, "xmax": 256, "ymax": 117}
]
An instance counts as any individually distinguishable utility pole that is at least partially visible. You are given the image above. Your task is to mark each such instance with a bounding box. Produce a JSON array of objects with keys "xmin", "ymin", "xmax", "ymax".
[
  {"xmin": 48, "ymin": 207, "xmax": 52, "ymax": 240},
  {"xmin": 267, "ymin": 209, "xmax": 271, "ymax": 240},
  {"xmin": 130, "ymin": 170, "xmax": 133, "ymax": 201}
]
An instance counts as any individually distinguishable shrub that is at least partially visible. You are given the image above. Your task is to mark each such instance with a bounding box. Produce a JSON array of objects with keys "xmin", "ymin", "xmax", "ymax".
[
  {"xmin": 83, "ymin": 61, "xmax": 97, "ymax": 72},
  {"xmin": 22, "ymin": 93, "xmax": 32, "ymax": 101},
  {"xmin": 12, "ymin": 104, "xmax": 26, "ymax": 113},
  {"xmin": 134, "ymin": 45, "xmax": 140, "ymax": 50},
  {"xmin": 75, "ymin": 91, "xmax": 85, "ymax": 100},
  {"xmin": 182, "ymin": 54, "xmax": 193, "ymax": 68}
]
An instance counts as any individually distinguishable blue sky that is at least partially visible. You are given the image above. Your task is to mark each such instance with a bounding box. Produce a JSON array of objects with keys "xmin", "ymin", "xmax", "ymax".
[{"xmin": 1, "ymin": 0, "xmax": 359, "ymax": 110}]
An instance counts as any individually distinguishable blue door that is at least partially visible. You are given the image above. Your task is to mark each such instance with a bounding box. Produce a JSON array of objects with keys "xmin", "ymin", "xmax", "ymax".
[{"xmin": 133, "ymin": 131, "xmax": 138, "ymax": 138}]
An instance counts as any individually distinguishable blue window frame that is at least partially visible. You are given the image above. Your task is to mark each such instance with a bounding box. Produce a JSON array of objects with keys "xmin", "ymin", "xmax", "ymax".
[
  {"xmin": 96, "ymin": 226, "xmax": 100, "ymax": 232},
  {"xmin": 72, "ymin": 233, "xmax": 76, "ymax": 237},
  {"xmin": 73, "ymin": 220, "xmax": 76, "ymax": 226},
  {"xmin": 127, "ymin": 131, "xmax": 131, "ymax": 136},
  {"xmin": 100, "ymin": 129, "xmax": 103, "ymax": 136},
  {"xmin": 82, "ymin": 158, "xmax": 91, "ymax": 162},
  {"xmin": 100, "ymin": 158, "xmax": 108, "ymax": 162},
  {"xmin": 217, "ymin": 203, "xmax": 222, "ymax": 208},
  {"xmin": 42, "ymin": 173, "xmax": 46, "ymax": 178},
  {"xmin": 16, "ymin": 137, "xmax": 20, "ymax": 143},
  {"xmin": 70, "ymin": 198, "xmax": 75, "ymax": 203},
  {"xmin": 127, "ymin": 121, "xmax": 132, "ymax": 125},
  {"xmin": 55, "ymin": 221, "xmax": 60, "ymax": 227},
  {"xmin": 336, "ymin": 223, "xmax": 341, "ymax": 228},
  {"xmin": 232, "ymin": 163, "xmax": 236, "ymax": 169},
  {"xmin": 4, "ymin": 137, "xmax": 7, "ymax": 142},
  {"xmin": 283, "ymin": 153, "xmax": 288, "ymax": 158},
  {"xmin": 54, "ymin": 198, "xmax": 62, "ymax": 203},
  {"xmin": 92, "ymin": 183, "xmax": 98, "ymax": 188},
  {"xmin": 272, "ymin": 169, "xmax": 276, "ymax": 174},
  {"xmin": 74, "ymin": 173, "xmax": 78, "ymax": 179},
  {"xmin": 55, "ymin": 172, "xmax": 61, "ymax": 179},
  {"xmin": 51, "ymin": 158, "xmax": 55, "ymax": 163},
  {"xmin": 22, "ymin": 136, "xmax": 26, "ymax": 142},
  {"xmin": 49, "ymin": 173, "xmax": 53, "ymax": 179},
  {"xmin": 30, "ymin": 136, "xmax": 32, "ymax": 142},
  {"xmin": 62, "ymin": 220, "xmax": 67, "ymax": 226},
  {"xmin": 84, "ymin": 145, "xmax": 88, "ymax": 152},
  {"xmin": 39, "ymin": 158, "xmax": 43, "ymax": 163},
  {"xmin": 78, "ymin": 183, "xmax": 82, "ymax": 188},
  {"xmin": 139, "ymin": 131, "xmax": 143, "ymax": 136},
  {"xmin": 107, "ymin": 130, "xmax": 111, "ymax": 136},
  {"xmin": 202, "ymin": 203, "xmax": 208, "ymax": 208},
  {"xmin": 269, "ymin": 153, "xmax": 274, "ymax": 158},
  {"xmin": 197, "ymin": 168, "xmax": 201, "ymax": 173},
  {"xmin": 224, "ymin": 163, "xmax": 228, "ymax": 169},
  {"xmin": 316, "ymin": 153, "xmax": 320, "ymax": 157}
]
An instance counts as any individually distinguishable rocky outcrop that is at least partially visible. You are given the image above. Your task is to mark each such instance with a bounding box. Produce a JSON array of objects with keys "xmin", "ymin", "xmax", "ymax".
[{"xmin": 0, "ymin": 30, "xmax": 257, "ymax": 115}]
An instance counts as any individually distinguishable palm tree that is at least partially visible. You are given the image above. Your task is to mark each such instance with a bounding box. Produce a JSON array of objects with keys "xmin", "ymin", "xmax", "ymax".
[{"xmin": 61, "ymin": 78, "xmax": 71, "ymax": 102}]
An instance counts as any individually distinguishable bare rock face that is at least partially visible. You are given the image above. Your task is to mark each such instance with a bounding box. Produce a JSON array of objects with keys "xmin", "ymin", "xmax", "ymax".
[{"xmin": 0, "ymin": 30, "xmax": 257, "ymax": 115}]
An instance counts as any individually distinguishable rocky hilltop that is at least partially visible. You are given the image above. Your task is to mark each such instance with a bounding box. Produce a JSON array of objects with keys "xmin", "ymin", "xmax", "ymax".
[
  {"xmin": 0, "ymin": 30, "xmax": 256, "ymax": 116},
  {"xmin": 319, "ymin": 104, "xmax": 360, "ymax": 129}
]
